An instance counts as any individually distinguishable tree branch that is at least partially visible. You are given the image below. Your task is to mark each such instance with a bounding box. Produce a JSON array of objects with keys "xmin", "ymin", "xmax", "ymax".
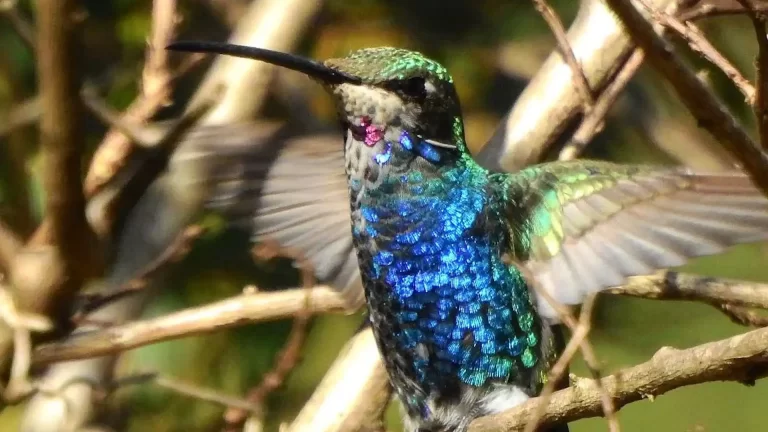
[
  {"xmin": 30, "ymin": 271, "xmax": 768, "ymax": 367},
  {"xmin": 34, "ymin": 0, "xmax": 98, "ymax": 308},
  {"xmin": 678, "ymin": 0, "xmax": 768, "ymax": 21},
  {"xmin": 468, "ymin": 325, "xmax": 768, "ymax": 431},
  {"xmin": 83, "ymin": 0, "xmax": 186, "ymax": 196},
  {"xmin": 531, "ymin": 0, "xmax": 595, "ymax": 111},
  {"xmin": 0, "ymin": 219, "xmax": 21, "ymax": 273},
  {"xmin": 559, "ymin": 47, "xmax": 646, "ymax": 160},
  {"xmin": 642, "ymin": 4, "xmax": 756, "ymax": 103},
  {"xmin": 288, "ymin": 328, "xmax": 392, "ymax": 432},
  {"xmin": 735, "ymin": 0, "xmax": 768, "ymax": 152},
  {"xmin": 476, "ymin": 0, "xmax": 677, "ymax": 171},
  {"xmin": 31, "ymin": 287, "xmax": 347, "ymax": 366},
  {"xmin": 605, "ymin": 0, "xmax": 768, "ymax": 195},
  {"xmin": 611, "ymin": 271, "xmax": 768, "ymax": 309}
]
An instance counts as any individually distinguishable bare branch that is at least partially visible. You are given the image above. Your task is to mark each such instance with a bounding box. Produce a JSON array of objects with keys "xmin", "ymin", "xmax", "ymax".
[
  {"xmin": 0, "ymin": 0, "xmax": 36, "ymax": 51},
  {"xmin": 476, "ymin": 0, "xmax": 677, "ymax": 171},
  {"xmin": 678, "ymin": 0, "xmax": 768, "ymax": 21},
  {"xmin": 0, "ymin": 96, "xmax": 40, "ymax": 138},
  {"xmin": 36, "ymin": 0, "xmax": 98, "ymax": 296},
  {"xmin": 289, "ymin": 329, "xmax": 392, "ymax": 432},
  {"xmin": 83, "ymin": 0, "xmax": 185, "ymax": 196},
  {"xmin": 110, "ymin": 372, "xmax": 262, "ymax": 415},
  {"xmin": 610, "ymin": 271, "xmax": 768, "ymax": 310},
  {"xmin": 524, "ymin": 296, "xmax": 603, "ymax": 432},
  {"xmin": 224, "ymin": 243, "xmax": 316, "ymax": 430},
  {"xmin": 468, "ymin": 326, "xmax": 768, "ymax": 431},
  {"xmin": 0, "ymin": 219, "xmax": 22, "ymax": 273},
  {"xmin": 32, "ymin": 287, "xmax": 347, "ymax": 366},
  {"xmin": 735, "ymin": 0, "xmax": 768, "ymax": 152},
  {"xmin": 606, "ymin": 0, "xmax": 768, "ymax": 196},
  {"xmin": 0, "ymin": 284, "xmax": 53, "ymax": 402},
  {"xmin": 531, "ymin": 0, "xmax": 595, "ymax": 111},
  {"xmin": 512, "ymin": 256, "xmax": 619, "ymax": 432},
  {"xmin": 717, "ymin": 303, "xmax": 768, "ymax": 327},
  {"xmin": 641, "ymin": 3, "xmax": 756, "ymax": 103}
]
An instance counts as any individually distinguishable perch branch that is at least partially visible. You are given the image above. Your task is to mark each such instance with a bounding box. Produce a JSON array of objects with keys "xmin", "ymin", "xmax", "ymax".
[
  {"xmin": 31, "ymin": 272, "xmax": 768, "ymax": 366},
  {"xmin": 717, "ymin": 303, "xmax": 768, "ymax": 327},
  {"xmin": 468, "ymin": 325, "xmax": 768, "ymax": 431}
]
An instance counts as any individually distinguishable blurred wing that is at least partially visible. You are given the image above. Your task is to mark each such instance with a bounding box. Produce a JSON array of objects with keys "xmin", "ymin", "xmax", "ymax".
[
  {"xmin": 498, "ymin": 160, "xmax": 768, "ymax": 320},
  {"xmin": 176, "ymin": 123, "xmax": 363, "ymax": 308}
]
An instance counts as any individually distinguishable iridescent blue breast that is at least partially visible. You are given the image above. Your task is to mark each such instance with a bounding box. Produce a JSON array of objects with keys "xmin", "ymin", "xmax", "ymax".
[{"xmin": 351, "ymin": 162, "xmax": 543, "ymax": 412}]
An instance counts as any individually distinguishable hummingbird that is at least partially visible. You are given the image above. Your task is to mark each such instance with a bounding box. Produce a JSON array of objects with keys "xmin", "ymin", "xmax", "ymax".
[{"xmin": 168, "ymin": 41, "xmax": 768, "ymax": 432}]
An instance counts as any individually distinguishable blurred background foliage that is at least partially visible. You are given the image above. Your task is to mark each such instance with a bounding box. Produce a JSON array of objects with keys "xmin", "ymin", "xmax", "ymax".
[{"xmin": 0, "ymin": 0, "xmax": 767, "ymax": 431}]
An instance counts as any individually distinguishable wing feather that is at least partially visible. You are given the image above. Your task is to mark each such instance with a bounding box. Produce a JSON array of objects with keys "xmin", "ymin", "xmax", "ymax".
[
  {"xmin": 183, "ymin": 125, "xmax": 363, "ymax": 308},
  {"xmin": 499, "ymin": 161, "xmax": 768, "ymax": 321}
]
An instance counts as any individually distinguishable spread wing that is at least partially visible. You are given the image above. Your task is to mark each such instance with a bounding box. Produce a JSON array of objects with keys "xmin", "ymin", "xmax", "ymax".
[
  {"xmin": 495, "ymin": 160, "xmax": 768, "ymax": 320},
  {"xmin": 177, "ymin": 123, "xmax": 363, "ymax": 308}
]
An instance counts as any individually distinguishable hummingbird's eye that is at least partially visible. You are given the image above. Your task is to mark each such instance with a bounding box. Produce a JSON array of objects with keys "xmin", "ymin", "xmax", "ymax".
[{"xmin": 389, "ymin": 77, "xmax": 427, "ymax": 101}]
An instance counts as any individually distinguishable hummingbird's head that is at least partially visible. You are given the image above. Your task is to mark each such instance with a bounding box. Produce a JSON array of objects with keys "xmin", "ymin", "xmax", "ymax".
[
  {"xmin": 166, "ymin": 42, "xmax": 471, "ymax": 182},
  {"xmin": 321, "ymin": 47, "xmax": 465, "ymax": 163}
]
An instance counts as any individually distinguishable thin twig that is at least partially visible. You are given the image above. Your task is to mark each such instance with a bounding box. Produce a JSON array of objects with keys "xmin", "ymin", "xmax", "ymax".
[
  {"xmin": 678, "ymin": 0, "xmax": 768, "ymax": 21},
  {"xmin": 523, "ymin": 296, "xmax": 600, "ymax": 432},
  {"xmin": 83, "ymin": 0, "xmax": 190, "ymax": 197},
  {"xmin": 718, "ymin": 303, "xmax": 768, "ymax": 327},
  {"xmin": 640, "ymin": 1, "xmax": 756, "ymax": 103},
  {"xmin": 532, "ymin": 0, "xmax": 595, "ymax": 111},
  {"xmin": 559, "ymin": 47, "xmax": 646, "ymax": 160},
  {"xmin": 605, "ymin": 0, "xmax": 768, "ymax": 197},
  {"xmin": 0, "ymin": 285, "xmax": 53, "ymax": 403},
  {"xmin": 73, "ymin": 225, "xmax": 206, "ymax": 321},
  {"xmin": 468, "ymin": 325, "xmax": 768, "ymax": 431},
  {"xmin": 0, "ymin": 96, "xmax": 40, "ymax": 138},
  {"xmin": 511, "ymin": 257, "xmax": 619, "ymax": 432},
  {"xmin": 0, "ymin": 0, "xmax": 36, "ymax": 51},
  {"xmin": 110, "ymin": 372, "xmax": 262, "ymax": 415},
  {"xmin": 224, "ymin": 243, "xmax": 316, "ymax": 430},
  {"xmin": 735, "ymin": 0, "xmax": 768, "ymax": 151}
]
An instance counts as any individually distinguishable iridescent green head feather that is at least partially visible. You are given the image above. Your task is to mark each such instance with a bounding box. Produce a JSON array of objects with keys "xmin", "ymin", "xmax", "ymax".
[{"xmin": 324, "ymin": 47, "xmax": 453, "ymax": 84}]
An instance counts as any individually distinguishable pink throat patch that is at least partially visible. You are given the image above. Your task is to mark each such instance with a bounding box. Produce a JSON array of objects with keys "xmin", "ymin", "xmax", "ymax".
[{"xmin": 361, "ymin": 117, "xmax": 384, "ymax": 147}]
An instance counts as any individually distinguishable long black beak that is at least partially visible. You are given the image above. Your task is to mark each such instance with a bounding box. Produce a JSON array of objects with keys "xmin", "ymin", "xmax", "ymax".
[{"xmin": 166, "ymin": 41, "xmax": 362, "ymax": 85}]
